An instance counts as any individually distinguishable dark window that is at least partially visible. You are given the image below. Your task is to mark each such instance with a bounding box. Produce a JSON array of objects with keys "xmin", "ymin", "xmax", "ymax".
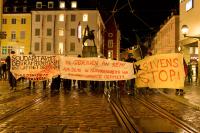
[
  {"xmin": 35, "ymin": 42, "xmax": 40, "ymax": 51},
  {"xmin": 12, "ymin": 19, "xmax": 16, "ymax": 24},
  {"xmin": 70, "ymin": 28, "xmax": 75, "ymax": 36},
  {"xmin": 71, "ymin": 14, "xmax": 76, "ymax": 21},
  {"xmin": 21, "ymin": 18, "xmax": 26, "ymax": 24}
]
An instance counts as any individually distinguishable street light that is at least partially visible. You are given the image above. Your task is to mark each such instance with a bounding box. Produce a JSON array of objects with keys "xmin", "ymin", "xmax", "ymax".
[{"xmin": 181, "ymin": 25, "xmax": 200, "ymax": 40}]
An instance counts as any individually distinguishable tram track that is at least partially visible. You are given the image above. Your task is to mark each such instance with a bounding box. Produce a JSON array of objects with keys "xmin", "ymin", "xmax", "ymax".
[
  {"xmin": 135, "ymin": 95, "xmax": 199, "ymax": 133},
  {"xmin": 0, "ymin": 89, "xmax": 58, "ymax": 123},
  {"xmin": 107, "ymin": 92, "xmax": 142, "ymax": 133}
]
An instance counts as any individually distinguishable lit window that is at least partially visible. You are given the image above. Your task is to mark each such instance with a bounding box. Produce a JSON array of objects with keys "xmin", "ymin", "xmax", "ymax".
[
  {"xmin": 23, "ymin": 6, "xmax": 27, "ymax": 12},
  {"xmin": 186, "ymin": 0, "xmax": 193, "ymax": 11},
  {"xmin": 48, "ymin": 2, "xmax": 54, "ymax": 8},
  {"xmin": 83, "ymin": 14, "xmax": 88, "ymax": 22},
  {"xmin": 59, "ymin": 42, "xmax": 64, "ymax": 54},
  {"xmin": 59, "ymin": 29, "xmax": 64, "ymax": 36},
  {"xmin": 2, "ymin": 46, "xmax": 7, "ymax": 55},
  {"xmin": 108, "ymin": 40, "xmax": 113, "ymax": 48},
  {"xmin": 20, "ymin": 31, "xmax": 25, "ymax": 39},
  {"xmin": 59, "ymin": 1, "xmax": 65, "ymax": 9},
  {"xmin": 47, "ymin": 15, "xmax": 52, "ymax": 22},
  {"xmin": 36, "ymin": 2, "xmax": 42, "ymax": 9},
  {"xmin": 195, "ymin": 47, "xmax": 198, "ymax": 54},
  {"xmin": 70, "ymin": 42, "xmax": 75, "ymax": 52},
  {"xmin": 47, "ymin": 28, "xmax": 52, "ymax": 36},
  {"xmin": 46, "ymin": 42, "xmax": 51, "ymax": 51},
  {"xmin": 12, "ymin": 18, "xmax": 16, "ymax": 24},
  {"xmin": 108, "ymin": 50, "xmax": 113, "ymax": 58},
  {"xmin": 35, "ymin": 15, "xmax": 40, "ymax": 22},
  {"xmin": 59, "ymin": 14, "xmax": 64, "ymax": 21},
  {"xmin": 4, "ymin": 7, "xmax": 8, "ymax": 12},
  {"xmin": 71, "ymin": 1, "xmax": 77, "ymax": 9},
  {"xmin": 77, "ymin": 23, "xmax": 82, "ymax": 39},
  {"xmin": 35, "ymin": 42, "xmax": 40, "ymax": 51},
  {"xmin": 21, "ymin": 18, "xmax": 26, "ymax": 24},
  {"xmin": 189, "ymin": 47, "xmax": 193, "ymax": 54},
  {"xmin": 13, "ymin": 6, "xmax": 17, "ymax": 12}
]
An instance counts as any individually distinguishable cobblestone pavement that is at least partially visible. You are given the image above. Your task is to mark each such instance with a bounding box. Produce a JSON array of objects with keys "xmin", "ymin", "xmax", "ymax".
[
  {"xmin": 0, "ymin": 81, "xmax": 121, "ymax": 133},
  {"xmin": 1, "ymin": 80, "xmax": 200, "ymax": 132},
  {"xmin": 144, "ymin": 92, "xmax": 200, "ymax": 131},
  {"xmin": 118, "ymin": 81, "xmax": 200, "ymax": 132}
]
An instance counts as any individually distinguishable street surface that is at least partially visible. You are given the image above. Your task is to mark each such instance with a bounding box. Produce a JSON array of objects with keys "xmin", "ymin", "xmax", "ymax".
[{"xmin": 0, "ymin": 80, "xmax": 200, "ymax": 132}]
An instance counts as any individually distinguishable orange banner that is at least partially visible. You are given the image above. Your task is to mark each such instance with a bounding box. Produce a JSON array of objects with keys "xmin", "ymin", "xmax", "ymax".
[
  {"xmin": 60, "ymin": 56, "xmax": 135, "ymax": 81},
  {"xmin": 135, "ymin": 53, "xmax": 185, "ymax": 89},
  {"xmin": 11, "ymin": 55, "xmax": 59, "ymax": 81}
]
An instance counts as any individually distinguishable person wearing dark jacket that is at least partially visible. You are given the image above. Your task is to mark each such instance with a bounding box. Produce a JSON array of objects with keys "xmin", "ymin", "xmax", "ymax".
[
  {"xmin": 2, "ymin": 63, "xmax": 7, "ymax": 80},
  {"xmin": 126, "ymin": 53, "xmax": 137, "ymax": 95},
  {"xmin": 51, "ymin": 75, "xmax": 61, "ymax": 92},
  {"xmin": 6, "ymin": 51, "xmax": 17, "ymax": 90}
]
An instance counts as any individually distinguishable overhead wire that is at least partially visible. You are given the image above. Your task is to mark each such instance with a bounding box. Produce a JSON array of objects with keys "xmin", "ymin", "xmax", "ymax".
[{"xmin": 127, "ymin": 0, "xmax": 153, "ymax": 30}]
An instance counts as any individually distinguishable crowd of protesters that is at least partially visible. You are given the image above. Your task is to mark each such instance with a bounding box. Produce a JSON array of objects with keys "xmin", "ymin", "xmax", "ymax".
[{"xmin": 0, "ymin": 50, "xmax": 195, "ymax": 97}]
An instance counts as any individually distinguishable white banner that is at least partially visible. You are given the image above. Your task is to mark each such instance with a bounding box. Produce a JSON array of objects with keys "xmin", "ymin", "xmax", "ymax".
[
  {"xmin": 135, "ymin": 53, "xmax": 185, "ymax": 89},
  {"xmin": 11, "ymin": 55, "xmax": 59, "ymax": 81},
  {"xmin": 60, "ymin": 56, "xmax": 135, "ymax": 81}
]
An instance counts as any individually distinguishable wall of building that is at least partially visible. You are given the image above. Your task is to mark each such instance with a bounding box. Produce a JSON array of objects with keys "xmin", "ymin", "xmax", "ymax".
[
  {"xmin": 180, "ymin": 0, "xmax": 200, "ymax": 82},
  {"xmin": 151, "ymin": 15, "xmax": 179, "ymax": 54},
  {"xmin": 1, "ymin": 13, "xmax": 31, "ymax": 55},
  {"xmin": 31, "ymin": 10, "xmax": 105, "ymax": 56}
]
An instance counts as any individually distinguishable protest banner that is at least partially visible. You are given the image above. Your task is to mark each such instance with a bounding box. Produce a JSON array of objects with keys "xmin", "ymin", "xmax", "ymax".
[
  {"xmin": 11, "ymin": 55, "xmax": 59, "ymax": 81},
  {"xmin": 135, "ymin": 53, "xmax": 185, "ymax": 89},
  {"xmin": 60, "ymin": 56, "xmax": 135, "ymax": 81}
]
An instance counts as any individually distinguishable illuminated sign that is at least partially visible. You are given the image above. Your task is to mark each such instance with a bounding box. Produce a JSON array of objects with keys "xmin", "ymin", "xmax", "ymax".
[{"xmin": 186, "ymin": 0, "xmax": 193, "ymax": 11}]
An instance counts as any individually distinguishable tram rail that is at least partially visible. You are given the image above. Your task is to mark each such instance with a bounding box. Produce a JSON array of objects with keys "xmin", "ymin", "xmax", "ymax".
[
  {"xmin": 0, "ymin": 90, "xmax": 58, "ymax": 123},
  {"xmin": 107, "ymin": 89, "xmax": 142, "ymax": 133},
  {"xmin": 135, "ymin": 95, "xmax": 199, "ymax": 133}
]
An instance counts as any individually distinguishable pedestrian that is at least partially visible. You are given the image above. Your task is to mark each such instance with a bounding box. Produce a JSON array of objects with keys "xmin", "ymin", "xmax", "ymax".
[
  {"xmin": 188, "ymin": 62, "xmax": 193, "ymax": 83},
  {"xmin": 6, "ymin": 51, "xmax": 17, "ymax": 90},
  {"xmin": 42, "ymin": 80, "xmax": 47, "ymax": 89},
  {"xmin": 2, "ymin": 62, "xmax": 7, "ymax": 80},
  {"xmin": 0, "ymin": 61, "xmax": 2, "ymax": 79},
  {"xmin": 27, "ymin": 52, "xmax": 35, "ymax": 89},
  {"xmin": 176, "ymin": 59, "xmax": 187, "ymax": 95},
  {"xmin": 28, "ymin": 80, "xmax": 36, "ymax": 89},
  {"xmin": 63, "ymin": 78, "xmax": 71, "ymax": 92},
  {"xmin": 125, "ymin": 53, "xmax": 137, "ymax": 95},
  {"xmin": 50, "ymin": 75, "xmax": 61, "ymax": 92}
]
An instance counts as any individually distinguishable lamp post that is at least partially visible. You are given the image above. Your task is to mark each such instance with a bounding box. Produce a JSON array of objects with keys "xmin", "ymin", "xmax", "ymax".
[
  {"xmin": 181, "ymin": 25, "xmax": 199, "ymax": 82},
  {"xmin": 181, "ymin": 25, "xmax": 200, "ymax": 40}
]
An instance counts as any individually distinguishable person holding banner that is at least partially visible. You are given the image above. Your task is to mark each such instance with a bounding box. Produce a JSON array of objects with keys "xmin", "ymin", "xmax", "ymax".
[
  {"xmin": 126, "ymin": 53, "xmax": 137, "ymax": 95},
  {"xmin": 6, "ymin": 51, "xmax": 17, "ymax": 90},
  {"xmin": 27, "ymin": 52, "xmax": 36, "ymax": 89}
]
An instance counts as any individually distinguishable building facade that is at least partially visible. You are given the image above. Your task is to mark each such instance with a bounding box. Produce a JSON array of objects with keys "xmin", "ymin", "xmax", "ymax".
[
  {"xmin": 1, "ymin": 0, "xmax": 32, "ymax": 56},
  {"xmin": 1, "ymin": 13, "xmax": 31, "ymax": 55},
  {"xmin": 151, "ymin": 15, "xmax": 179, "ymax": 55},
  {"xmin": 104, "ymin": 16, "xmax": 120, "ymax": 60},
  {"xmin": 2, "ymin": 0, "xmax": 106, "ymax": 57},
  {"xmin": 31, "ymin": 10, "xmax": 105, "ymax": 56},
  {"xmin": 179, "ymin": 0, "xmax": 200, "ymax": 82}
]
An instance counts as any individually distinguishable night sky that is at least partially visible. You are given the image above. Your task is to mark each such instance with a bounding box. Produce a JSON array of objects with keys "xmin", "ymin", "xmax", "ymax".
[
  {"xmin": 5, "ymin": 0, "xmax": 179, "ymax": 50},
  {"xmin": 78, "ymin": 0, "xmax": 179, "ymax": 50}
]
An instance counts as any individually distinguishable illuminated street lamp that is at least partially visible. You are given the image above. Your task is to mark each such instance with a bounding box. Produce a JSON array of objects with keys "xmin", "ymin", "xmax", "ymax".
[{"xmin": 181, "ymin": 25, "xmax": 200, "ymax": 40}]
